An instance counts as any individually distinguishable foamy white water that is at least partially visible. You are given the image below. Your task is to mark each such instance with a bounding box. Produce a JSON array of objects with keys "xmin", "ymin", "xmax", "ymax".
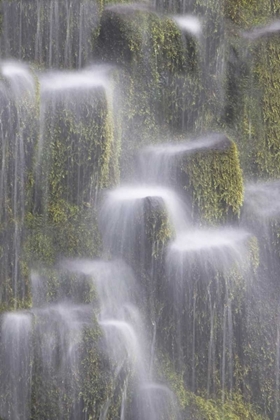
[
  {"xmin": 244, "ymin": 180, "xmax": 280, "ymax": 219},
  {"xmin": 0, "ymin": 312, "xmax": 33, "ymax": 420},
  {"xmin": 242, "ymin": 20, "xmax": 280, "ymax": 40},
  {"xmin": 173, "ymin": 15, "xmax": 202, "ymax": 36},
  {"xmin": 102, "ymin": 185, "xmax": 190, "ymax": 238},
  {"xmin": 40, "ymin": 65, "xmax": 112, "ymax": 93},
  {"xmin": 167, "ymin": 227, "xmax": 252, "ymax": 273},
  {"xmin": 1, "ymin": 61, "xmax": 36, "ymax": 96},
  {"xmin": 138, "ymin": 133, "xmax": 229, "ymax": 184}
]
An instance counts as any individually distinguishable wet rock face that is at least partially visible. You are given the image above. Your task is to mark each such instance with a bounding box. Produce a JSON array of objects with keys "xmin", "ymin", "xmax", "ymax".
[
  {"xmin": 140, "ymin": 134, "xmax": 244, "ymax": 225},
  {"xmin": 94, "ymin": 2, "xmax": 203, "ymax": 148},
  {"xmin": 1, "ymin": 0, "xmax": 280, "ymax": 419},
  {"xmin": 0, "ymin": 63, "xmax": 39, "ymax": 308},
  {"xmin": 0, "ymin": 66, "xmax": 115, "ymax": 308},
  {"xmin": 224, "ymin": 1, "xmax": 280, "ymax": 179},
  {"xmin": 95, "ymin": 4, "xmax": 150, "ymax": 67},
  {"xmin": 99, "ymin": 191, "xmax": 171, "ymax": 270}
]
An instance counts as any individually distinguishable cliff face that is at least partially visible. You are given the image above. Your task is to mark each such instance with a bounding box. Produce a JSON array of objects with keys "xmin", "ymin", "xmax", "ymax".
[{"xmin": 0, "ymin": 0, "xmax": 280, "ymax": 419}]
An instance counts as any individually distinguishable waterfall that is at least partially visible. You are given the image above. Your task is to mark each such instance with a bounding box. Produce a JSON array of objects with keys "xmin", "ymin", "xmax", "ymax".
[{"xmin": 0, "ymin": 0, "xmax": 279, "ymax": 419}]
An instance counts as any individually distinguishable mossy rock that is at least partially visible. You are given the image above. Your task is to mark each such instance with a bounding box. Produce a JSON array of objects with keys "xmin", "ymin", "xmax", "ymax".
[
  {"xmin": 225, "ymin": 0, "xmax": 279, "ymax": 28},
  {"xmin": 224, "ymin": 31, "xmax": 280, "ymax": 179},
  {"xmin": 238, "ymin": 181, "xmax": 280, "ymax": 418},
  {"xmin": 157, "ymin": 353, "xmax": 266, "ymax": 420},
  {"xmin": 24, "ymin": 204, "xmax": 102, "ymax": 271},
  {"xmin": 20, "ymin": 75, "xmax": 115, "ymax": 285},
  {"xmin": 181, "ymin": 135, "xmax": 243, "ymax": 224},
  {"xmin": 157, "ymin": 229, "xmax": 258, "ymax": 396},
  {"xmin": 252, "ymin": 34, "xmax": 280, "ymax": 178},
  {"xmin": 0, "ymin": 66, "xmax": 117, "ymax": 309},
  {"xmin": 242, "ymin": 180, "xmax": 280, "ymax": 274},
  {"xmin": 155, "ymin": 0, "xmax": 226, "ymax": 128},
  {"xmin": 38, "ymin": 83, "xmax": 116, "ymax": 207},
  {"xmin": 223, "ymin": 0, "xmax": 280, "ymax": 179},
  {"xmin": 30, "ymin": 309, "xmax": 114, "ymax": 420},
  {"xmin": 0, "ymin": 272, "xmax": 118, "ymax": 420},
  {"xmin": 186, "ymin": 393, "xmax": 267, "ymax": 420},
  {"xmin": 100, "ymin": 193, "xmax": 172, "ymax": 269},
  {"xmin": 95, "ymin": 3, "xmax": 202, "ymax": 172},
  {"xmin": 0, "ymin": 64, "xmax": 39, "ymax": 309},
  {"xmin": 95, "ymin": 4, "xmax": 186, "ymax": 72}
]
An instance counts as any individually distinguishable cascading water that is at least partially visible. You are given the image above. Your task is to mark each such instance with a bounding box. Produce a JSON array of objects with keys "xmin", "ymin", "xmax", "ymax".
[
  {"xmin": 0, "ymin": 0, "xmax": 100, "ymax": 68},
  {"xmin": 0, "ymin": 0, "xmax": 280, "ymax": 419},
  {"xmin": 0, "ymin": 312, "xmax": 32, "ymax": 420}
]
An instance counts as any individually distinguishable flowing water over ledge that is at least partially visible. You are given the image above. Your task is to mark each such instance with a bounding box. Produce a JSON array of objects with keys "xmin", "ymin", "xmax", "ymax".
[{"xmin": 0, "ymin": 1, "xmax": 279, "ymax": 420}]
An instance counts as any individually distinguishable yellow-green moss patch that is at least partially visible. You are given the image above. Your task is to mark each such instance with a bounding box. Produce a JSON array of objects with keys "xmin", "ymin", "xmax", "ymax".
[{"xmin": 183, "ymin": 137, "xmax": 244, "ymax": 224}]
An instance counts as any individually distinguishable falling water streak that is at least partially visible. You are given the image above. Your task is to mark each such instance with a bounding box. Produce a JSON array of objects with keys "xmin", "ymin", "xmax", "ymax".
[
  {"xmin": 275, "ymin": 320, "xmax": 280, "ymax": 419},
  {"xmin": 78, "ymin": 2, "xmax": 83, "ymax": 68},
  {"xmin": 19, "ymin": 130, "xmax": 25, "ymax": 215},
  {"xmin": 222, "ymin": 305, "xmax": 227, "ymax": 408},
  {"xmin": 35, "ymin": 0, "xmax": 41, "ymax": 63},
  {"xmin": 14, "ymin": 221, "xmax": 19, "ymax": 308},
  {"xmin": 54, "ymin": 1, "xmax": 59, "ymax": 68},
  {"xmin": 149, "ymin": 321, "xmax": 157, "ymax": 375},
  {"xmin": 0, "ymin": 312, "xmax": 33, "ymax": 420},
  {"xmin": 207, "ymin": 291, "xmax": 214, "ymax": 398},
  {"xmin": 19, "ymin": 0, "xmax": 22, "ymax": 58},
  {"xmin": 212, "ymin": 304, "xmax": 217, "ymax": 398},
  {"xmin": 35, "ymin": 99, "xmax": 47, "ymax": 212},
  {"xmin": 49, "ymin": 0, "xmax": 53, "ymax": 67},
  {"xmin": 99, "ymin": 400, "xmax": 110, "ymax": 420},
  {"xmin": 177, "ymin": 255, "xmax": 185, "ymax": 371},
  {"xmin": 19, "ymin": 127, "xmax": 25, "ymax": 299},
  {"xmin": 65, "ymin": 1, "xmax": 71, "ymax": 67},
  {"xmin": 192, "ymin": 292, "xmax": 196, "ymax": 392},
  {"xmin": 77, "ymin": 146, "xmax": 81, "ymax": 205},
  {"xmin": 120, "ymin": 378, "xmax": 128, "ymax": 420},
  {"xmin": 13, "ymin": 133, "xmax": 19, "ymax": 307},
  {"xmin": 2, "ymin": 3, "xmax": 8, "ymax": 56},
  {"xmin": 228, "ymin": 300, "xmax": 233, "ymax": 399},
  {"xmin": 0, "ymin": 120, "xmax": 6, "ymax": 216}
]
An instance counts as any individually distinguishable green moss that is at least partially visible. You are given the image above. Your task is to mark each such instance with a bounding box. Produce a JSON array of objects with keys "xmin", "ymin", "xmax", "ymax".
[
  {"xmin": 0, "ymin": 62, "xmax": 118, "ymax": 310},
  {"xmin": 95, "ymin": 5, "xmax": 202, "ymax": 178},
  {"xmin": 224, "ymin": 33, "xmax": 280, "ymax": 179},
  {"xmin": 41, "ymin": 86, "xmax": 116, "ymax": 204},
  {"xmin": 225, "ymin": 0, "xmax": 279, "ymax": 28},
  {"xmin": 24, "ymin": 205, "xmax": 102, "ymax": 269},
  {"xmin": 183, "ymin": 138, "xmax": 244, "ymax": 224},
  {"xmin": 0, "ymin": 68, "xmax": 39, "ymax": 310},
  {"xmin": 253, "ymin": 36, "xmax": 280, "ymax": 178},
  {"xmin": 77, "ymin": 321, "xmax": 116, "ymax": 419},
  {"xmin": 158, "ymin": 355, "xmax": 266, "ymax": 420},
  {"xmin": 223, "ymin": 1, "xmax": 280, "ymax": 178},
  {"xmin": 144, "ymin": 197, "xmax": 173, "ymax": 259},
  {"xmin": 154, "ymin": 231, "xmax": 260, "ymax": 406},
  {"xmin": 30, "ymin": 313, "xmax": 114, "ymax": 420},
  {"xmin": 19, "ymin": 82, "xmax": 115, "ymax": 287},
  {"xmin": 190, "ymin": 393, "xmax": 266, "ymax": 420}
]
